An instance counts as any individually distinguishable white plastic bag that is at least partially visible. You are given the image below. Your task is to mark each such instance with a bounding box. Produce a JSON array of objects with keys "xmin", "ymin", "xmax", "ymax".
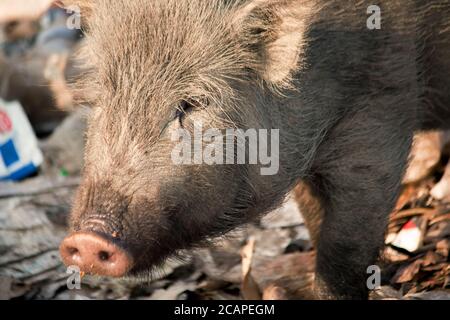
[{"xmin": 0, "ymin": 99, "xmax": 43, "ymax": 181}]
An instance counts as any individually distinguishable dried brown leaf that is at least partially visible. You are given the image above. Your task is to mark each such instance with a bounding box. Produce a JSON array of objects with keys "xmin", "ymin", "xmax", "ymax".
[
  {"xmin": 436, "ymin": 239, "xmax": 450, "ymax": 258},
  {"xmin": 262, "ymin": 284, "xmax": 288, "ymax": 300},
  {"xmin": 240, "ymin": 237, "xmax": 262, "ymax": 300},
  {"xmin": 392, "ymin": 259, "xmax": 423, "ymax": 284},
  {"xmin": 423, "ymin": 251, "xmax": 445, "ymax": 267}
]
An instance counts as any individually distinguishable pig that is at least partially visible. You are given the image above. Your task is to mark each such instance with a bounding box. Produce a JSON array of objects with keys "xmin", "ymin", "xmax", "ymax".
[{"xmin": 59, "ymin": 0, "xmax": 450, "ymax": 299}]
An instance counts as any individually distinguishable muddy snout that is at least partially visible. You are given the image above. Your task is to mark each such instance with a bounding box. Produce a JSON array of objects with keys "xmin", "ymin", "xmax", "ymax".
[{"xmin": 59, "ymin": 232, "xmax": 133, "ymax": 277}]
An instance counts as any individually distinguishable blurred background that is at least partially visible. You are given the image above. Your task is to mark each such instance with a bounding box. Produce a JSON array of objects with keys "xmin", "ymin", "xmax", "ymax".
[{"xmin": 0, "ymin": 0, "xmax": 448, "ymax": 300}]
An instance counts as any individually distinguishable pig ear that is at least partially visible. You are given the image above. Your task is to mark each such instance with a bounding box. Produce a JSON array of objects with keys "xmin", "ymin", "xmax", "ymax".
[{"xmin": 233, "ymin": 0, "xmax": 315, "ymax": 88}]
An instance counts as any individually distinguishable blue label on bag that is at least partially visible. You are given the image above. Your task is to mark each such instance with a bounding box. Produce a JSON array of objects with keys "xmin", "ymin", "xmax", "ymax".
[
  {"xmin": 1, "ymin": 139, "xmax": 20, "ymax": 167},
  {"xmin": 0, "ymin": 100, "xmax": 43, "ymax": 181}
]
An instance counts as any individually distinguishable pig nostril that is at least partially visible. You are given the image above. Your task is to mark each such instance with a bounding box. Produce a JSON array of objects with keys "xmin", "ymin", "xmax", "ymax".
[
  {"xmin": 68, "ymin": 247, "xmax": 79, "ymax": 256},
  {"xmin": 98, "ymin": 251, "xmax": 110, "ymax": 261}
]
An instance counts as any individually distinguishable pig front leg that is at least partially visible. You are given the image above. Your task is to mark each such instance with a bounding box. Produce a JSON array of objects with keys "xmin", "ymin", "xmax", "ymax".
[
  {"xmin": 293, "ymin": 180, "xmax": 324, "ymax": 248},
  {"xmin": 309, "ymin": 114, "xmax": 414, "ymax": 299}
]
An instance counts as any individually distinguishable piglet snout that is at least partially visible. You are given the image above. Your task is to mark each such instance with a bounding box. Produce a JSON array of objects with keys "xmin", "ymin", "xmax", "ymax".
[{"xmin": 60, "ymin": 232, "xmax": 133, "ymax": 277}]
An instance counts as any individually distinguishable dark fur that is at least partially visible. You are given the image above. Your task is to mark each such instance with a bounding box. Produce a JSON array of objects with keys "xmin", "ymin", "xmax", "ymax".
[{"xmin": 63, "ymin": 0, "xmax": 450, "ymax": 299}]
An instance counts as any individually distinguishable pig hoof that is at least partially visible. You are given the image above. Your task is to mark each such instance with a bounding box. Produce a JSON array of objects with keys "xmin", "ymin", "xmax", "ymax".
[{"xmin": 60, "ymin": 232, "xmax": 133, "ymax": 277}]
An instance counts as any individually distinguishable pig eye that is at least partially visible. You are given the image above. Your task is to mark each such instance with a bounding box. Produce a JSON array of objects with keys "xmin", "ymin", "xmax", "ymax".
[
  {"xmin": 176, "ymin": 97, "xmax": 211, "ymax": 125},
  {"xmin": 175, "ymin": 100, "xmax": 194, "ymax": 125},
  {"xmin": 179, "ymin": 100, "xmax": 194, "ymax": 114}
]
